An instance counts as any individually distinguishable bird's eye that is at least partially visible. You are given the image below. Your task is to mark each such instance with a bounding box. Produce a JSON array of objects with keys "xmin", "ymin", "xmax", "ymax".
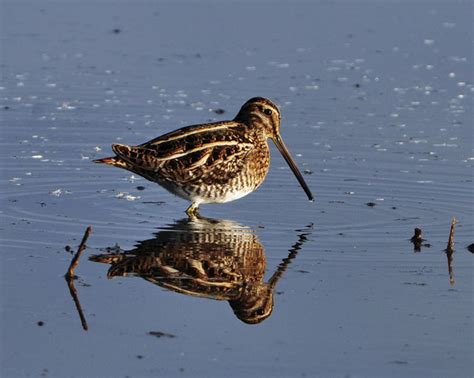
[{"xmin": 263, "ymin": 108, "xmax": 272, "ymax": 116}]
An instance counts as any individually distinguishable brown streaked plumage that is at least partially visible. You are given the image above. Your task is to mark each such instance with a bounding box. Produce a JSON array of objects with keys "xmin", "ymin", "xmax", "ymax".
[{"xmin": 94, "ymin": 97, "xmax": 313, "ymax": 215}]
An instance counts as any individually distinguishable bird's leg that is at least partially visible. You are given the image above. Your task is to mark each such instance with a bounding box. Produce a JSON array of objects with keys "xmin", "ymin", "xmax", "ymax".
[{"xmin": 185, "ymin": 202, "xmax": 200, "ymax": 218}]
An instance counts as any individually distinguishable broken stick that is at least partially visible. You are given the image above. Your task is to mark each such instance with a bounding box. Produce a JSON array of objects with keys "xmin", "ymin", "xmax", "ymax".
[
  {"xmin": 65, "ymin": 226, "xmax": 92, "ymax": 279},
  {"xmin": 446, "ymin": 217, "xmax": 456, "ymax": 254},
  {"xmin": 445, "ymin": 217, "xmax": 456, "ymax": 286},
  {"xmin": 410, "ymin": 227, "xmax": 424, "ymax": 252}
]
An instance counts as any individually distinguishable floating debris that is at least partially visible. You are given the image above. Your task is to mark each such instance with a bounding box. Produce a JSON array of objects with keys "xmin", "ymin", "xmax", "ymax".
[
  {"xmin": 410, "ymin": 228, "xmax": 424, "ymax": 252},
  {"xmin": 116, "ymin": 192, "xmax": 140, "ymax": 201},
  {"xmin": 390, "ymin": 360, "xmax": 408, "ymax": 365},
  {"xmin": 141, "ymin": 201, "xmax": 165, "ymax": 205},
  {"xmin": 213, "ymin": 108, "xmax": 225, "ymax": 115},
  {"xmin": 50, "ymin": 189, "xmax": 62, "ymax": 197},
  {"xmin": 366, "ymin": 202, "xmax": 376, "ymax": 207},
  {"xmin": 127, "ymin": 175, "xmax": 139, "ymax": 183},
  {"xmin": 411, "ymin": 228, "xmax": 423, "ymax": 241},
  {"xmin": 57, "ymin": 102, "xmax": 76, "ymax": 110},
  {"xmin": 50, "ymin": 189, "xmax": 71, "ymax": 197},
  {"xmin": 148, "ymin": 331, "xmax": 176, "ymax": 339}
]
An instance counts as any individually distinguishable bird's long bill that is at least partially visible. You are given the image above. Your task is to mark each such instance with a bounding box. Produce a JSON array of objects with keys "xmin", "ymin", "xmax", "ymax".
[{"xmin": 273, "ymin": 136, "xmax": 314, "ymax": 201}]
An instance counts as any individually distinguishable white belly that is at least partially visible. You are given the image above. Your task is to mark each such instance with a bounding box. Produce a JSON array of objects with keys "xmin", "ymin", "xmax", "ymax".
[
  {"xmin": 211, "ymin": 188, "xmax": 255, "ymax": 204},
  {"xmin": 159, "ymin": 181, "xmax": 256, "ymax": 205}
]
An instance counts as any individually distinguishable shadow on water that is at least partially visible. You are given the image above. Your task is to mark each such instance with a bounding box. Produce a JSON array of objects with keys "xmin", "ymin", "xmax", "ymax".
[{"xmin": 88, "ymin": 216, "xmax": 313, "ymax": 325}]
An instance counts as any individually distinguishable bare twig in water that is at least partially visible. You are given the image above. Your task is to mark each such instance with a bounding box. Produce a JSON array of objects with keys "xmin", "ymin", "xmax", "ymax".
[
  {"xmin": 445, "ymin": 217, "xmax": 457, "ymax": 286},
  {"xmin": 65, "ymin": 226, "xmax": 92, "ymax": 331},
  {"xmin": 446, "ymin": 217, "xmax": 456, "ymax": 254},
  {"xmin": 65, "ymin": 226, "xmax": 92, "ymax": 279},
  {"xmin": 410, "ymin": 227, "xmax": 424, "ymax": 252}
]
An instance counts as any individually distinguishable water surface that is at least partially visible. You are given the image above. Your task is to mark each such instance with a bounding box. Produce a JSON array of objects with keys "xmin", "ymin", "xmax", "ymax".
[{"xmin": 1, "ymin": 1, "xmax": 473, "ymax": 377}]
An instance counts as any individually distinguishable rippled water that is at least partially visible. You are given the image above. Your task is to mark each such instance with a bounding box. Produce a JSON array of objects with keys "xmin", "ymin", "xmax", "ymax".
[{"xmin": 1, "ymin": 1, "xmax": 473, "ymax": 377}]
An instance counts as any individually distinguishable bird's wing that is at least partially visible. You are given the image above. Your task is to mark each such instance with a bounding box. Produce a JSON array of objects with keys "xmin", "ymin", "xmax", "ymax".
[
  {"xmin": 139, "ymin": 121, "xmax": 242, "ymax": 147},
  {"xmin": 112, "ymin": 122, "xmax": 255, "ymax": 183}
]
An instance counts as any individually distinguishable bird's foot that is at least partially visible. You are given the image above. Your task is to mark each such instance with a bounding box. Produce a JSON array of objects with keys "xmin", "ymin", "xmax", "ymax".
[{"xmin": 185, "ymin": 203, "xmax": 200, "ymax": 219}]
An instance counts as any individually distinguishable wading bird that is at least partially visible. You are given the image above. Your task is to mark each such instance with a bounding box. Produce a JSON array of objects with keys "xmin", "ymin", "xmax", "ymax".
[{"xmin": 94, "ymin": 97, "xmax": 313, "ymax": 215}]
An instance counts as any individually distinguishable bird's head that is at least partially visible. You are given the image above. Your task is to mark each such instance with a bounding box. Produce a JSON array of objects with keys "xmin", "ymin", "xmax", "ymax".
[
  {"xmin": 235, "ymin": 97, "xmax": 314, "ymax": 201},
  {"xmin": 235, "ymin": 97, "xmax": 281, "ymax": 139}
]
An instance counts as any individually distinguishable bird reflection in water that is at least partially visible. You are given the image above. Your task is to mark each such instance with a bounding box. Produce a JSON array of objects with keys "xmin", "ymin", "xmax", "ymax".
[{"xmin": 90, "ymin": 217, "xmax": 312, "ymax": 324}]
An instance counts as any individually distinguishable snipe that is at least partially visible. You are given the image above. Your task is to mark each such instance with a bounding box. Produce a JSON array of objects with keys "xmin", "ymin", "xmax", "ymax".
[{"xmin": 94, "ymin": 97, "xmax": 313, "ymax": 215}]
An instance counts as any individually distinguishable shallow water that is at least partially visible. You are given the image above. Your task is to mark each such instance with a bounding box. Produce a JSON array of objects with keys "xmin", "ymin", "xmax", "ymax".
[{"xmin": 1, "ymin": 1, "xmax": 473, "ymax": 377}]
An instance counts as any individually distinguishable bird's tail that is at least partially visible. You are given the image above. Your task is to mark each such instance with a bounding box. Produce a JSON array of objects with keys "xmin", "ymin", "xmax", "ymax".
[
  {"xmin": 93, "ymin": 144, "xmax": 135, "ymax": 168},
  {"xmin": 93, "ymin": 155, "xmax": 129, "ymax": 169},
  {"xmin": 93, "ymin": 156, "xmax": 118, "ymax": 165}
]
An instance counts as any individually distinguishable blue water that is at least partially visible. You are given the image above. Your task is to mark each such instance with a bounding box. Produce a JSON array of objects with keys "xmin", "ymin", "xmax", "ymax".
[{"xmin": 1, "ymin": 1, "xmax": 472, "ymax": 377}]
